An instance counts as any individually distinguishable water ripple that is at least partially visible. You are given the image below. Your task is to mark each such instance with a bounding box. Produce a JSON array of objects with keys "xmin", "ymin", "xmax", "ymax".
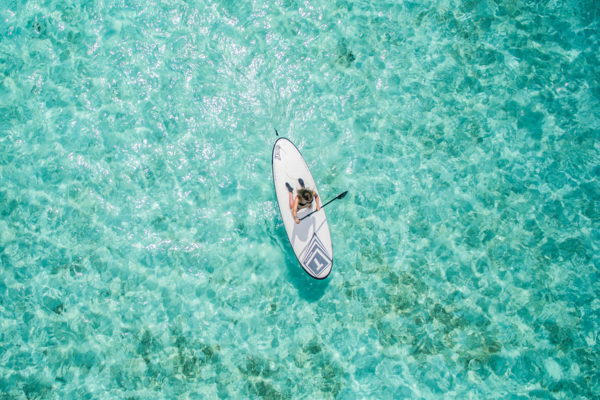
[{"xmin": 1, "ymin": 0, "xmax": 599, "ymax": 398}]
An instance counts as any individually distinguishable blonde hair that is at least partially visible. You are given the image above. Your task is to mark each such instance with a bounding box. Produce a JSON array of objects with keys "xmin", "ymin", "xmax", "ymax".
[{"xmin": 297, "ymin": 188, "xmax": 314, "ymax": 203}]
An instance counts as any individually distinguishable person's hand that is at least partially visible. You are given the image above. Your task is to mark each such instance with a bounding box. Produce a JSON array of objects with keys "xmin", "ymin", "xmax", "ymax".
[{"xmin": 295, "ymin": 217, "xmax": 300, "ymax": 224}]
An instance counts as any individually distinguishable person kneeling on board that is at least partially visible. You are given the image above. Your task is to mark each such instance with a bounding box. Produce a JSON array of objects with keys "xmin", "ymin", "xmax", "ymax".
[{"xmin": 285, "ymin": 178, "xmax": 320, "ymax": 224}]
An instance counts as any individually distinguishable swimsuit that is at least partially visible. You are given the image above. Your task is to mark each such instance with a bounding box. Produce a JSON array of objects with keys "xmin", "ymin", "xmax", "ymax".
[{"xmin": 297, "ymin": 199, "xmax": 312, "ymax": 210}]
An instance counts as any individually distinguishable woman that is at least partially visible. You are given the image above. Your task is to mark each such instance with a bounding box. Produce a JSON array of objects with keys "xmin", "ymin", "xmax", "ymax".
[{"xmin": 286, "ymin": 178, "xmax": 320, "ymax": 224}]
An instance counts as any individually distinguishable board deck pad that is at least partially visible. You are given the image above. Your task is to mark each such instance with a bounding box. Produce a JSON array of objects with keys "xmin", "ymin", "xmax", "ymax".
[{"xmin": 272, "ymin": 137, "xmax": 333, "ymax": 279}]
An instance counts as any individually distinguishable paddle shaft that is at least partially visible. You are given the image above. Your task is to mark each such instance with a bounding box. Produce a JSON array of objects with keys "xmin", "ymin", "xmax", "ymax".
[{"xmin": 299, "ymin": 191, "xmax": 347, "ymax": 221}]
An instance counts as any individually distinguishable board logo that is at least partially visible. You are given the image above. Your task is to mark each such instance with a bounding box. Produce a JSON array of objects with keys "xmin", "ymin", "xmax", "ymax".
[
  {"xmin": 274, "ymin": 145, "xmax": 281, "ymax": 160},
  {"xmin": 301, "ymin": 233, "xmax": 332, "ymax": 276}
]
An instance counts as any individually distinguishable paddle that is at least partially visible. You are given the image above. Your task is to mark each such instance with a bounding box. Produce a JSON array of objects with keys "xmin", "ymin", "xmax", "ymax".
[{"xmin": 299, "ymin": 191, "xmax": 348, "ymax": 221}]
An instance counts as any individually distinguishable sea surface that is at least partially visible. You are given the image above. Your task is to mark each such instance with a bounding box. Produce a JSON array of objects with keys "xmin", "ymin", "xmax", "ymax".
[{"xmin": 1, "ymin": 0, "xmax": 599, "ymax": 398}]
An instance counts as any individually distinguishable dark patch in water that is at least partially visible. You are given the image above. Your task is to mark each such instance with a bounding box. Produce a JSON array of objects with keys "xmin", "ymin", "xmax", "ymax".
[
  {"xmin": 320, "ymin": 358, "xmax": 344, "ymax": 397},
  {"xmin": 239, "ymin": 355, "xmax": 277, "ymax": 378},
  {"xmin": 42, "ymin": 295, "xmax": 65, "ymax": 315},
  {"xmin": 246, "ymin": 378, "xmax": 281, "ymax": 400},
  {"xmin": 32, "ymin": 21, "xmax": 43, "ymax": 34},
  {"xmin": 167, "ymin": 326, "xmax": 221, "ymax": 379},
  {"xmin": 27, "ymin": 15, "xmax": 49, "ymax": 38},
  {"xmin": 336, "ymin": 41, "xmax": 355, "ymax": 67},
  {"xmin": 138, "ymin": 329, "xmax": 158, "ymax": 364},
  {"xmin": 542, "ymin": 321, "xmax": 574, "ymax": 350},
  {"xmin": 304, "ymin": 339, "xmax": 322, "ymax": 355}
]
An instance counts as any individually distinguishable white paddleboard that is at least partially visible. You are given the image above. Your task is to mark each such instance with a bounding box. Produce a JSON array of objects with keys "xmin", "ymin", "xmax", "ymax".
[{"xmin": 272, "ymin": 137, "xmax": 333, "ymax": 279}]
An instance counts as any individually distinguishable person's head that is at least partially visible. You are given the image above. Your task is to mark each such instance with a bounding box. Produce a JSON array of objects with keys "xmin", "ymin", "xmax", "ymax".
[{"xmin": 297, "ymin": 188, "xmax": 313, "ymax": 203}]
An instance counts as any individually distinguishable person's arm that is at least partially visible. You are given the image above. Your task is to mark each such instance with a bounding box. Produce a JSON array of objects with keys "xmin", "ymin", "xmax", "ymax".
[
  {"xmin": 315, "ymin": 193, "xmax": 320, "ymax": 210},
  {"xmin": 292, "ymin": 197, "xmax": 300, "ymax": 224}
]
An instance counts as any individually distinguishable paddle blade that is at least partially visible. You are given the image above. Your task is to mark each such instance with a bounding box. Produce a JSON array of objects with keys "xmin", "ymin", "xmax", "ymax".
[{"xmin": 337, "ymin": 191, "xmax": 348, "ymax": 199}]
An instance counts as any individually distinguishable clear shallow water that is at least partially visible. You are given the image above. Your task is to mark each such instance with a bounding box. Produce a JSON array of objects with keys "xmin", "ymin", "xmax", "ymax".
[{"xmin": 1, "ymin": 0, "xmax": 599, "ymax": 398}]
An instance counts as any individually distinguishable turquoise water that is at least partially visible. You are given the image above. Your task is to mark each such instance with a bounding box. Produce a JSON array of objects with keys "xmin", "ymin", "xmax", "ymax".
[{"xmin": 1, "ymin": 0, "xmax": 599, "ymax": 398}]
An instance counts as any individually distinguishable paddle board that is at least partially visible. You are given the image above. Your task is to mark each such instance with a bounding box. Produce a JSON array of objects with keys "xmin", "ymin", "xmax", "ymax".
[{"xmin": 272, "ymin": 137, "xmax": 333, "ymax": 279}]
